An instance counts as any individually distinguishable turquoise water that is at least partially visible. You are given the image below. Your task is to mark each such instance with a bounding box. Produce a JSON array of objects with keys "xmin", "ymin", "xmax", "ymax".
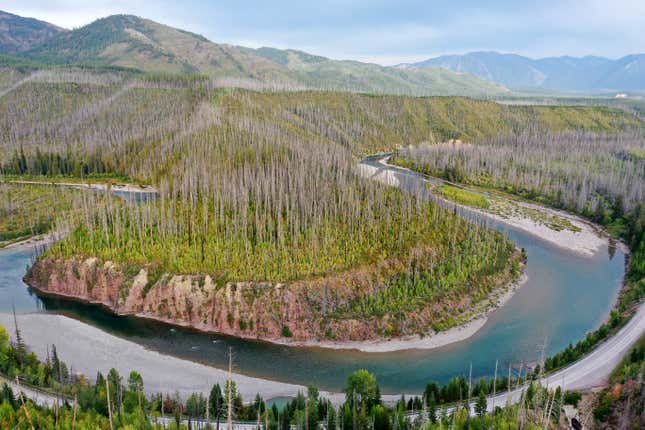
[{"xmin": 0, "ymin": 169, "xmax": 625, "ymax": 395}]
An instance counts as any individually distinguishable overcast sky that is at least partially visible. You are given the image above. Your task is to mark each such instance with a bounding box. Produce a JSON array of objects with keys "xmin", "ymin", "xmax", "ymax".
[{"xmin": 4, "ymin": 0, "xmax": 644, "ymax": 65}]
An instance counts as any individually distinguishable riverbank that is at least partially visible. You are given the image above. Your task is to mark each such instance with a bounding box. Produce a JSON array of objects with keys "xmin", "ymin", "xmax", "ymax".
[
  {"xmin": 272, "ymin": 272, "xmax": 528, "ymax": 352},
  {"xmin": 459, "ymin": 198, "xmax": 607, "ymax": 258},
  {"xmin": 0, "ymin": 169, "xmax": 629, "ymax": 400},
  {"xmin": 374, "ymin": 155, "xmax": 609, "ymax": 258},
  {"xmin": 0, "ymin": 312, "xmax": 397, "ymax": 404},
  {"xmin": 20, "ymin": 154, "xmax": 610, "ymax": 354},
  {"xmin": 23, "ymin": 250, "xmax": 524, "ymax": 353},
  {"xmin": 0, "ymin": 312, "xmax": 308, "ymax": 400},
  {"xmin": 1, "ymin": 231, "xmax": 60, "ymax": 251},
  {"xmin": 8, "ymin": 179, "xmax": 157, "ymax": 194}
]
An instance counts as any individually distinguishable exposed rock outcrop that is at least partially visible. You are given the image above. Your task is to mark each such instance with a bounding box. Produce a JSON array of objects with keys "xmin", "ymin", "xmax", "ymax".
[
  {"xmin": 25, "ymin": 250, "xmax": 522, "ymax": 343},
  {"xmin": 25, "ymin": 255, "xmax": 386, "ymax": 342}
]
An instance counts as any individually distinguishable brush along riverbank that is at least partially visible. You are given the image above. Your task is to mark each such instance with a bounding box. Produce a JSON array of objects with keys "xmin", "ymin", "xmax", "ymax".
[{"xmin": 381, "ymin": 155, "xmax": 611, "ymax": 257}]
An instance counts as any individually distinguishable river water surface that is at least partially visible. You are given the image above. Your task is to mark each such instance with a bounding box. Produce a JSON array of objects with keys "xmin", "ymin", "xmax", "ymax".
[{"xmin": 0, "ymin": 164, "xmax": 626, "ymax": 395}]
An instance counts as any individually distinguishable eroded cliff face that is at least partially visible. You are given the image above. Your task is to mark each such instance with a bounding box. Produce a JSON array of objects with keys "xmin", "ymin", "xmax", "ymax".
[
  {"xmin": 25, "ymin": 250, "xmax": 522, "ymax": 343},
  {"xmin": 25, "ymin": 256, "xmax": 401, "ymax": 341}
]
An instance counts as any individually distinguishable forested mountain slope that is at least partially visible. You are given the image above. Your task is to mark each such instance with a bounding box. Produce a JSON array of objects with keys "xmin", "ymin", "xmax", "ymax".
[
  {"xmin": 0, "ymin": 68, "xmax": 641, "ymax": 179},
  {"xmin": 242, "ymin": 46, "xmax": 508, "ymax": 96},
  {"xmin": 22, "ymin": 14, "xmax": 293, "ymax": 81}
]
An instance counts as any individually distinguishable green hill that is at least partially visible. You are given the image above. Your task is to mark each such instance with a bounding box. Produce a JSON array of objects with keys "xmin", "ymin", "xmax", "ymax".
[
  {"xmin": 23, "ymin": 15, "xmax": 293, "ymax": 81},
  {"xmin": 244, "ymin": 46, "xmax": 508, "ymax": 96}
]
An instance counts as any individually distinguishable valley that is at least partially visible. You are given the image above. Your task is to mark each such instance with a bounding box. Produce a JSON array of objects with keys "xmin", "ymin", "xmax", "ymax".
[{"xmin": 0, "ymin": 6, "xmax": 644, "ymax": 429}]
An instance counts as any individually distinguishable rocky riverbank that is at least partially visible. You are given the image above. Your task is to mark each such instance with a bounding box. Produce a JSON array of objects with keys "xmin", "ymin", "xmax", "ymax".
[{"xmin": 24, "ymin": 247, "xmax": 523, "ymax": 350}]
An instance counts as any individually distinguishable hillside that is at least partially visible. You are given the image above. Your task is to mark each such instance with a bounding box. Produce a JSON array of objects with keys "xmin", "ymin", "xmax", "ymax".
[
  {"xmin": 244, "ymin": 46, "xmax": 507, "ymax": 96},
  {"xmin": 3, "ymin": 11, "xmax": 643, "ymax": 95},
  {"xmin": 402, "ymin": 51, "xmax": 645, "ymax": 92},
  {"xmin": 0, "ymin": 69, "xmax": 641, "ymax": 171},
  {"xmin": 0, "ymin": 10, "xmax": 65, "ymax": 54},
  {"xmin": 22, "ymin": 14, "xmax": 293, "ymax": 81},
  {"xmin": 7, "ymin": 13, "xmax": 507, "ymax": 97}
]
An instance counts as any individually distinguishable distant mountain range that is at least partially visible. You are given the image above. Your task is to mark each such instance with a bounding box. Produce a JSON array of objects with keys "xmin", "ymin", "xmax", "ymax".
[
  {"xmin": 1, "ymin": 10, "xmax": 642, "ymax": 95},
  {"xmin": 0, "ymin": 11, "xmax": 506, "ymax": 97},
  {"xmin": 399, "ymin": 51, "xmax": 645, "ymax": 92}
]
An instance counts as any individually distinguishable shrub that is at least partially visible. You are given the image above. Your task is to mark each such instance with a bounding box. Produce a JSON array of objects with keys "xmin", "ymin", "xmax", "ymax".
[
  {"xmin": 281, "ymin": 326, "xmax": 293, "ymax": 337},
  {"xmin": 563, "ymin": 391, "xmax": 582, "ymax": 407}
]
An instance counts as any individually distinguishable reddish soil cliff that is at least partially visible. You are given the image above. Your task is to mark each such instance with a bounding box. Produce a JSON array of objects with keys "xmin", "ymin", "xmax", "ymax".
[{"xmin": 25, "ymin": 251, "xmax": 522, "ymax": 343}]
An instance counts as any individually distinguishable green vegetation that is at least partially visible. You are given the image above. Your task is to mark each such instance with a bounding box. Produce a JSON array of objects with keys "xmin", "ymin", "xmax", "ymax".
[
  {"xmin": 629, "ymin": 147, "xmax": 645, "ymax": 159},
  {"xmin": 592, "ymin": 336, "xmax": 645, "ymax": 425},
  {"xmin": 438, "ymin": 185, "xmax": 490, "ymax": 209},
  {"xmin": 2, "ymin": 74, "xmax": 641, "ymax": 176},
  {"xmin": 0, "ymin": 183, "xmax": 79, "ymax": 247},
  {"xmin": 0, "ymin": 10, "xmax": 64, "ymax": 54},
  {"xmin": 4, "ymin": 317, "xmax": 641, "ymax": 429},
  {"xmin": 484, "ymin": 197, "xmax": 580, "ymax": 232},
  {"xmin": 0, "ymin": 77, "xmax": 198, "ymax": 180},
  {"xmin": 13, "ymin": 14, "xmax": 507, "ymax": 97},
  {"xmin": 244, "ymin": 46, "xmax": 508, "ymax": 96},
  {"xmin": 0, "ymin": 329, "xmax": 570, "ymax": 429},
  {"xmin": 39, "ymin": 107, "xmax": 517, "ymax": 334},
  {"xmin": 242, "ymin": 92, "xmax": 641, "ymax": 157},
  {"xmin": 0, "ymin": 324, "xmax": 70, "ymax": 394},
  {"xmin": 427, "ymin": 180, "xmax": 580, "ymax": 232}
]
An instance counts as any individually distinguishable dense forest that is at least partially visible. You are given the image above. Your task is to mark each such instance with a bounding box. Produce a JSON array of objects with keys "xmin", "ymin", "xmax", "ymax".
[{"xmin": 1, "ymin": 68, "xmax": 642, "ymax": 180}]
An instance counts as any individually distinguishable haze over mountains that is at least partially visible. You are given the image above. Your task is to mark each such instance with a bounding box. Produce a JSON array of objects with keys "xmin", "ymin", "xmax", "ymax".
[
  {"xmin": 1, "ymin": 9, "xmax": 643, "ymax": 95},
  {"xmin": 400, "ymin": 51, "xmax": 645, "ymax": 93},
  {"xmin": 0, "ymin": 12, "xmax": 505, "ymax": 97}
]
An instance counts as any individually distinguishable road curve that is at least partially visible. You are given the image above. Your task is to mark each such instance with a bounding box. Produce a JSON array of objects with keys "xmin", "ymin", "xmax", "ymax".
[{"xmin": 0, "ymin": 375, "xmax": 63, "ymax": 407}]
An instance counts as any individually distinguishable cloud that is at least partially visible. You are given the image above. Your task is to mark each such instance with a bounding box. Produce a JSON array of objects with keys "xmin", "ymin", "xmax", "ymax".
[
  {"xmin": 2, "ymin": 0, "xmax": 643, "ymax": 64},
  {"xmin": 4, "ymin": 0, "xmax": 148, "ymax": 28}
]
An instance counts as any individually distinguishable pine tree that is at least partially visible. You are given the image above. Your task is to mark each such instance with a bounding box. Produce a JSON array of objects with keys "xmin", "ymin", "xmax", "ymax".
[
  {"xmin": 11, "ymin": 306, "xmax": 26, "ymax": 361},
  {"xmin": 210, "ymin": 383, "xmax": 224, "ymax": 430},
  {"xmin": 427, "ymin": 394, "xmax": 437, "ymax": 423},
  {"xmin": 475, "ymin": 390, "xmax": 487, "ymax": 417}
]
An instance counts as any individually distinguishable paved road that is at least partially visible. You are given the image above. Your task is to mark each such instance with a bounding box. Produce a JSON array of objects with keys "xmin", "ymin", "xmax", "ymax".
[
  {"xmin": 0, "ymin": 375, "xmax": 65, "ymax": 407},
  {"xmin": 479, "ymin": 301, "xmax": 645, "ymax": 413},
  {"xmin": 401, "ymin": 301, "xmax": 645, "ymax": 418},
  {"xmin": 155, "ymin": 416, "xmax": 268, "ymax": 430}
]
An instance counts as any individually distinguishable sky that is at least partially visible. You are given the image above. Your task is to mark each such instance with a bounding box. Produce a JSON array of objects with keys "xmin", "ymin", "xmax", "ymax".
[{"xmin": 3, "ymin": 0, "xmax": 645, "ymax": 65}]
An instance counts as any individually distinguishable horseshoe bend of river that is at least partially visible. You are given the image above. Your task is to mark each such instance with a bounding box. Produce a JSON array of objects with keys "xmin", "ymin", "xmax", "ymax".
[{"xmin": 0, "ymin": 171, "xmax": 625, "ymax": 395}]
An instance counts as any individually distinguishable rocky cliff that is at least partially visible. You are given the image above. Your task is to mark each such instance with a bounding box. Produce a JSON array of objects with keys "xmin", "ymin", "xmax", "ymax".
[{"xmin": 25, "ymin": 251, "xmax": 522, "ymax": 343}]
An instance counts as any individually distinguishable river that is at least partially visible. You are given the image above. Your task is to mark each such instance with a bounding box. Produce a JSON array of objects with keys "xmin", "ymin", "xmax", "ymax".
[{"xmin": 0, "ymin": 161, "xmax": 626, "ymax": 395}]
